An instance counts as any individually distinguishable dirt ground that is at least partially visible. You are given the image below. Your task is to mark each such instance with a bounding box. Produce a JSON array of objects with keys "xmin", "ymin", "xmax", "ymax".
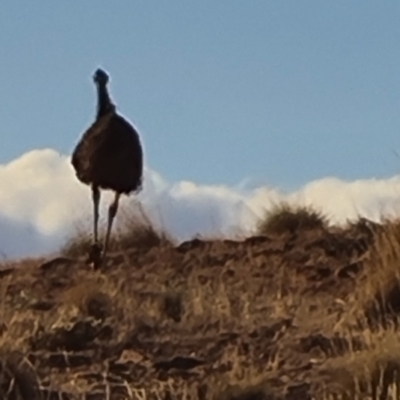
[{"xmin": 1, "ymin": 218, "xmax": 400, "ymax": 399}]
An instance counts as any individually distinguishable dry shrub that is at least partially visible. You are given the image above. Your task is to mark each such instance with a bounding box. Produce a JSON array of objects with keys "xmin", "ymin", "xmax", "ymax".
[
  {"xmin": 258, "ymin": 203, "xmax": 328, "ymax": 236},
  {"xmin": 61, "ymin": 202, "xmax": 172, "ymax": 258}
]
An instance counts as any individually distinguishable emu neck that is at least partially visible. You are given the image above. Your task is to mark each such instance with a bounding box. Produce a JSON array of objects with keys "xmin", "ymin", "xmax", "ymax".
[{"xmin": 96, "ymin": 84, "xmax": 115, "ymax": 119}]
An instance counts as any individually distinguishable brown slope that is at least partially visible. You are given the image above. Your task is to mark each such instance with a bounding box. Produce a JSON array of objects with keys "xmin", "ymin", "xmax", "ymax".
[{"xmin": 0, "ymin": 222, "xmax": 390, "ymax": 399}]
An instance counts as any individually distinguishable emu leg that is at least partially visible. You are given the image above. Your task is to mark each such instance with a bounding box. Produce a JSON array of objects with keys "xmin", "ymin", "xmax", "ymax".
[
  {"xmin": 92, "ymin": 185, "xmax": 100, "ymax": 244},
  {"xmin": 88, "ymin": 185, "xmax": 102, "ymax": 269},
  {"xmin": 102, "ymin": 192, "xmax": 121, "ymax": 262}
]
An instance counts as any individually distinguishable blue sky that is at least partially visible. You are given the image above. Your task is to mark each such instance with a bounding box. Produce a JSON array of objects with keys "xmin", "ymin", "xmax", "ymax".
[{"xmin": 1, "ymin": 2, "xmax": 400, "ymax": 189}]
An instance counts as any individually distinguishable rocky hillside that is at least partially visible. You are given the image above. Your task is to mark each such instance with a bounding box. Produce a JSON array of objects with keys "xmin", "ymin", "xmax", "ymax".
[{"xmin": 0, "ymin": 217, "xmax": 400, "ymax": 399}]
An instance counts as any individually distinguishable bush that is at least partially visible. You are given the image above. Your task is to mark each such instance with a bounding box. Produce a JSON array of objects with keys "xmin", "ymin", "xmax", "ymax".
[{"xmin": 258, "ymin": 203, "xmax": 328, "ymax": 236}]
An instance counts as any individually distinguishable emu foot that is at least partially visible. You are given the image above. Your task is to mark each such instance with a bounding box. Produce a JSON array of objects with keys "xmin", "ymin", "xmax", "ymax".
[{"xmin": 86, "ymin": 243, "xmax": 103, "ymax": 270}]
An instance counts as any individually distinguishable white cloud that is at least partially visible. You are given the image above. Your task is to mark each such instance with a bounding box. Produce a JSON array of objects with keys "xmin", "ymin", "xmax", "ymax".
[{"xmin": 1, "ymin": 148, "xmax": 400, "ymax": 258}]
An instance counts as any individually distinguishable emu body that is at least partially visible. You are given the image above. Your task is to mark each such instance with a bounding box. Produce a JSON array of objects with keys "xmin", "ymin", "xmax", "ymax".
[{"xmin": 72, "ymin": 68, "xmax": 143, "ymax": 266}]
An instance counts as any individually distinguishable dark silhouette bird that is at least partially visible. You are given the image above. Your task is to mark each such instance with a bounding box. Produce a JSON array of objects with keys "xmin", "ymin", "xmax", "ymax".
[{"xmin": 72, "ymin": 68, "xmax": 143, "ymax": 267}]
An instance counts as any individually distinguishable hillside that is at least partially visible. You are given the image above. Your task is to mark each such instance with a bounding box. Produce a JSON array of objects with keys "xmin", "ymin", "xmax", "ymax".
[{"xmin": 1, "ymin": 217, "xmax": 400, "ymax": 399}]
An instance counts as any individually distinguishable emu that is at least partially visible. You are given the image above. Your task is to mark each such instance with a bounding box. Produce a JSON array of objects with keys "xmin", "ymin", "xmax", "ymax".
[{"xmin": 72, "ymin": 68, "xmax": 144, "ymax": 267}]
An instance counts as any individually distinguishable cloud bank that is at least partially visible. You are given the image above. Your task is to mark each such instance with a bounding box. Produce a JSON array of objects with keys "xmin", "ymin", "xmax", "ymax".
[{"xmin": 1, "ymin": 148, "xmax": 400, "ymax": 258}]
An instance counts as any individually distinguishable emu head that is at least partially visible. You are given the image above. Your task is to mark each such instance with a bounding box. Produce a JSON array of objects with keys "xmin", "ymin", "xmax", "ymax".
[{"xmin": 93, "ymin": 68, "xmax": 109, "ymax": 86}]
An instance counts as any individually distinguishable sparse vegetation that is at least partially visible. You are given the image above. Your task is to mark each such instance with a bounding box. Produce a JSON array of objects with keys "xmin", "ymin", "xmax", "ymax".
[
  {"xmin": 61, "ymin": 204, "xmax": 173, "ymax": 258},
  {"xmin": 257, "ymin": 203, "xmax": 328, "ymax": 236},
  {"xmin": 3, "ymin": 207, "xmax": 400, "ymax": 398}
]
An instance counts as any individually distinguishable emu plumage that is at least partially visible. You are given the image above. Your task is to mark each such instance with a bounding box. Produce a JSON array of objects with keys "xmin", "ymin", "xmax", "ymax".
[{"xmin": 72, "ymin": 68, "xmax": 143, "ymax": 267}]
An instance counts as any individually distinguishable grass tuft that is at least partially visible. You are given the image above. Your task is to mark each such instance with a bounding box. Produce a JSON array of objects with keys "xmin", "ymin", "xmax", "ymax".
[{"xmin": 257, "ymin": 203, "xmax": 328, "ymax": 236}]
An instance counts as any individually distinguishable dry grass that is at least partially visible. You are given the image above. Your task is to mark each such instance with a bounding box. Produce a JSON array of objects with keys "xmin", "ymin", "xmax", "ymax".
[
  {"xmin": 315, "ymin": 218, "xmax": 400, "ymax": 399},
  {"xmin": 346, "ymin": 218, "xmax": 400, "ymax": 327},
  {"xmin": 5, "ymin": 210, "xmax": 400, "ymax": 398},
  {"xmin": 320, "ymin": 328, "xmax": 400, "ymax": 399}
]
